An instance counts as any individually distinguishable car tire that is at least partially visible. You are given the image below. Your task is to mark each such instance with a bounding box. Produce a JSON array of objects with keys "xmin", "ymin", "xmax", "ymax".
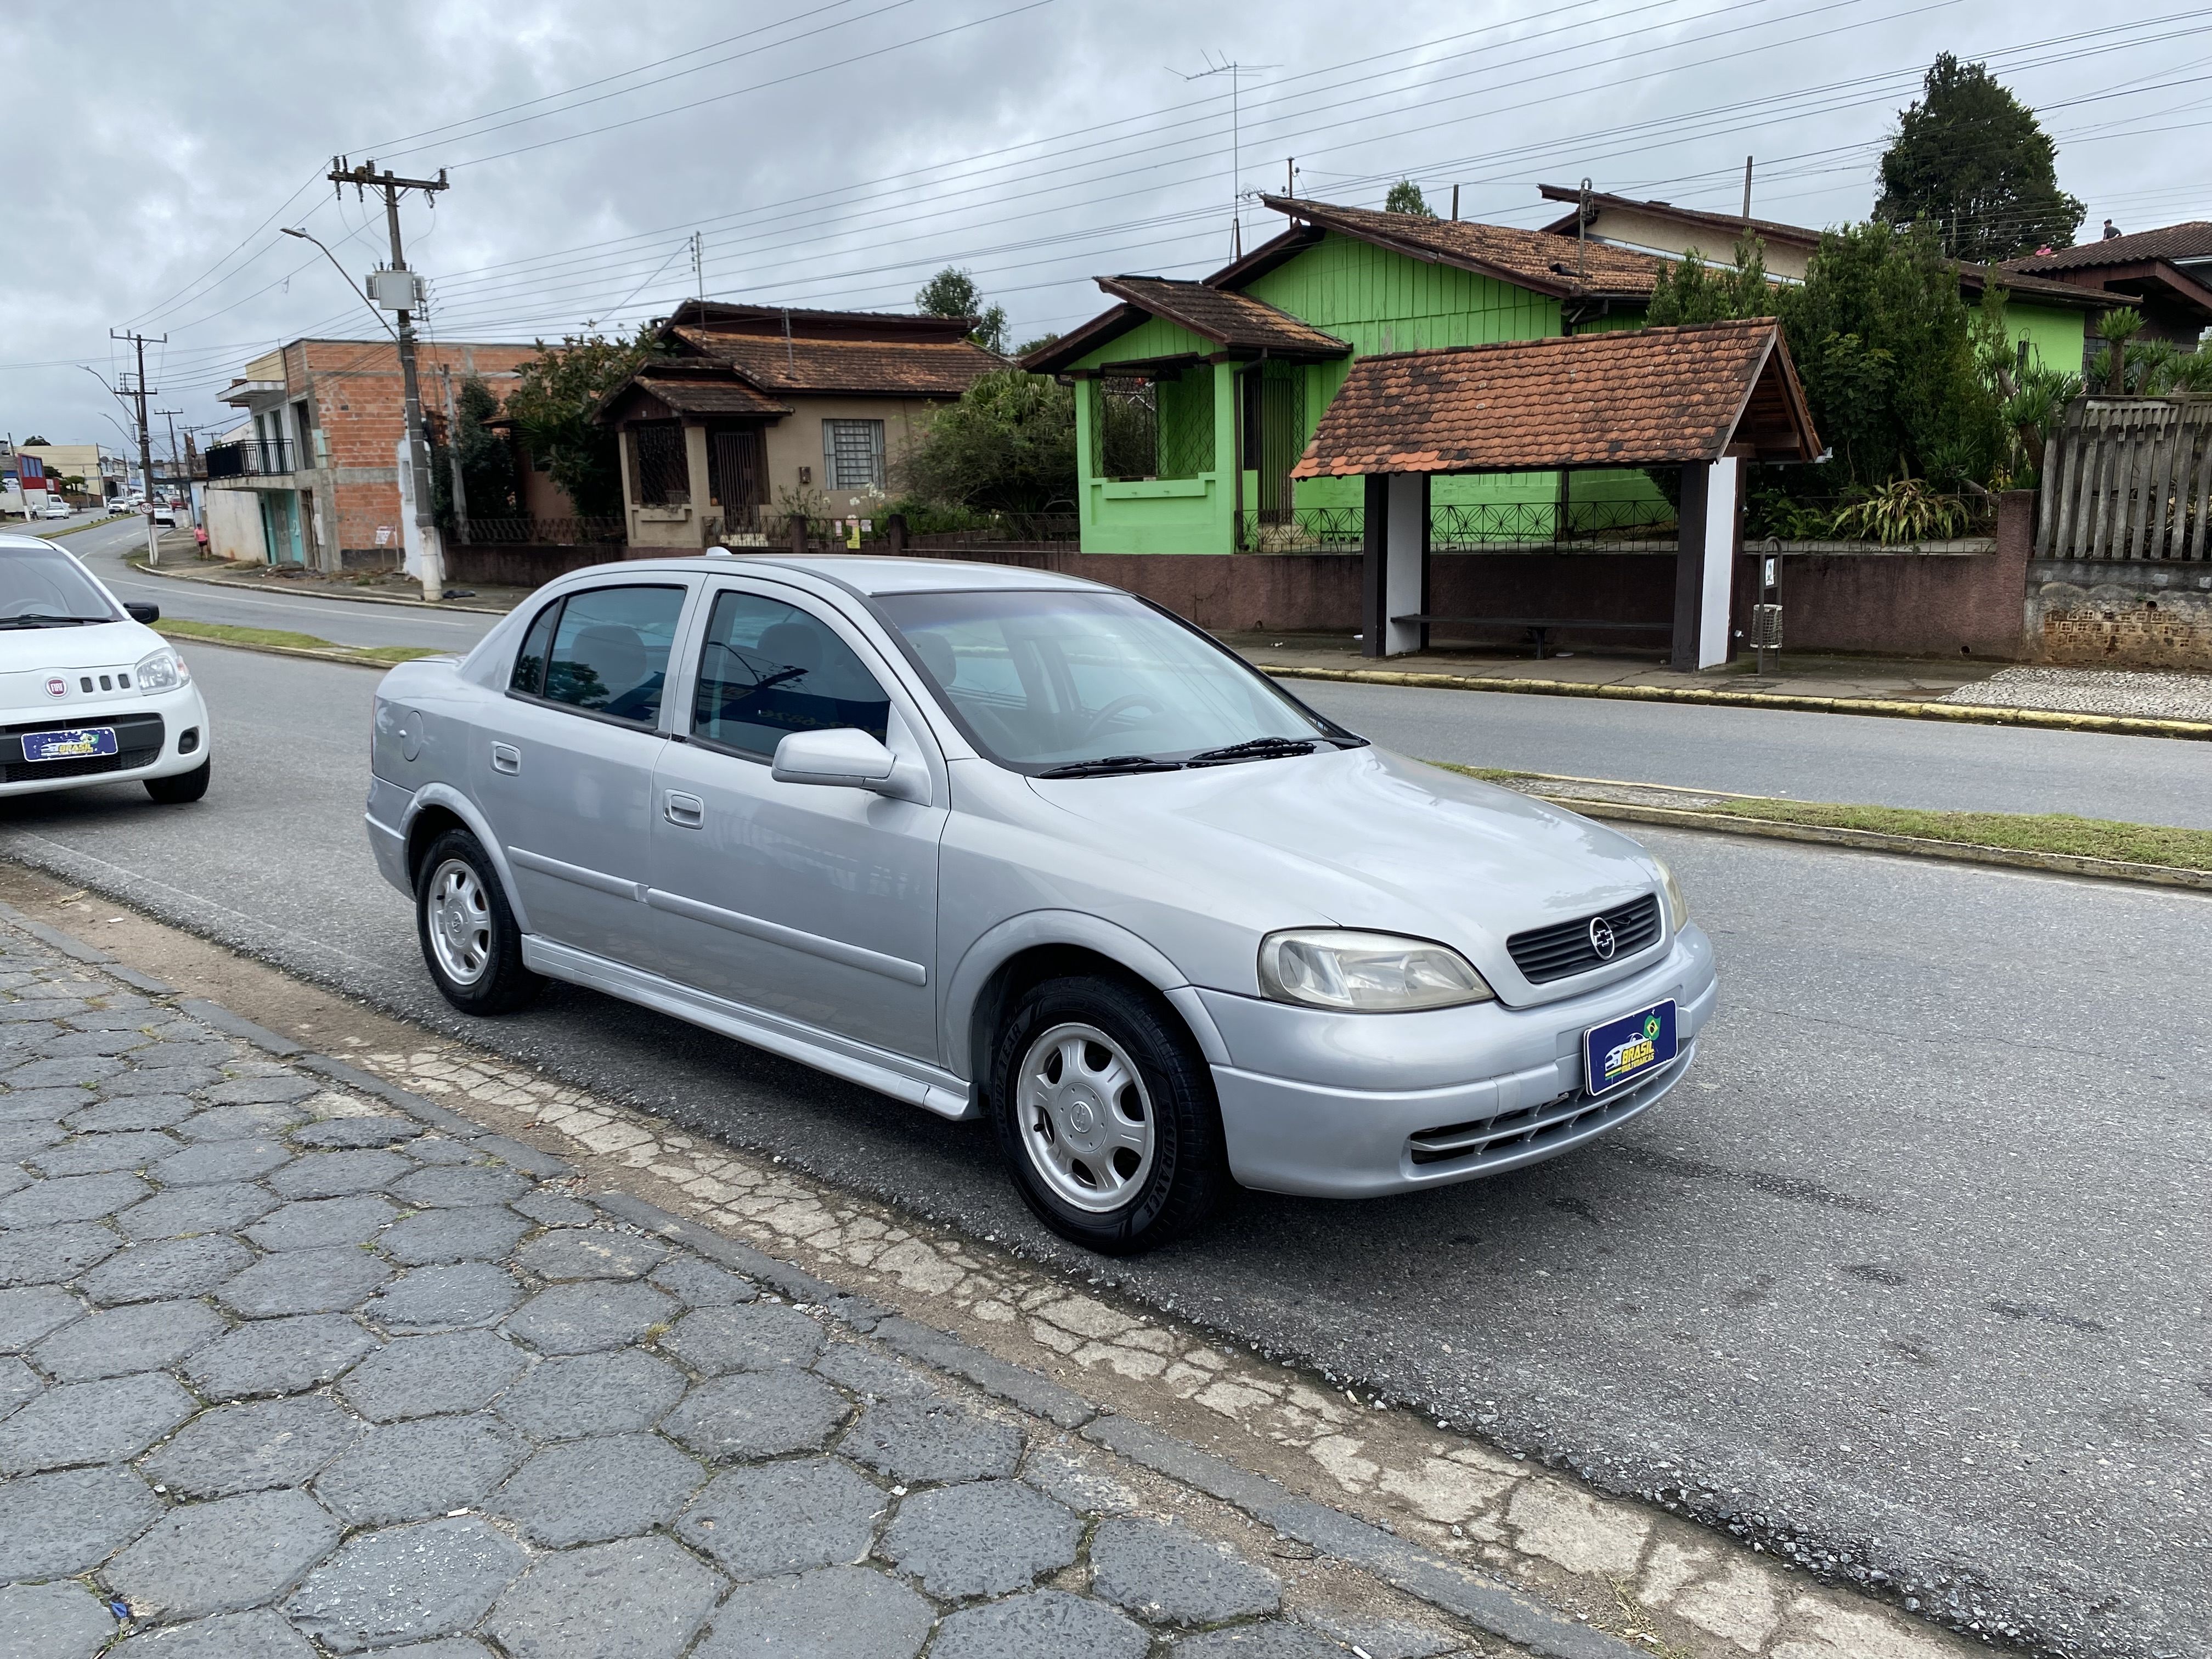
[
  {"xmin": 143, "ymin": 760, "xmax": 211, "ymax": 803},
  {"xmin": 415, "ymin": 828, "xmax": 541, "ymax": 1015},
  {"xmin": 990, "ymin": 975, "xmax": 1228, "ymax": 1254}
]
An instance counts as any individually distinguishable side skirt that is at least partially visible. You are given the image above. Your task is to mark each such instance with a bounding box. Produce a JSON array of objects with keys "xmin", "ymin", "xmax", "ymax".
[{"xmin": 520, "ymin": 935, "xmax": 979, "ymax": 1122}]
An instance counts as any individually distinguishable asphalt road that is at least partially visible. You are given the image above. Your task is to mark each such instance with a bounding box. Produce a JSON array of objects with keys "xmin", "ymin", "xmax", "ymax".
[
  {"xmin": 1293, "ymin": 678, "xmax": 2212, "ymax": 828},
  {"xmin": 1, "ymin": 641, "xmax": 2204, "ymax": 1658},
  {"xmin": 60, "ymin": 513, "xmax": 503, "ymax": 654}
]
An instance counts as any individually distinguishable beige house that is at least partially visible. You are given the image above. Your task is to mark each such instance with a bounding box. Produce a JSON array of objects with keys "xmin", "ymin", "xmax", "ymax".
[{"xmin": 594, "ymin": 302, "xmax": 1003, "ymax": 550}]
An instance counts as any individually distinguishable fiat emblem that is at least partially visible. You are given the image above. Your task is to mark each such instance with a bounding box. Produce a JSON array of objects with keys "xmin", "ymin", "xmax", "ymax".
[
  {"xmin": 1588, "ymin": 917, "xmax": 1617, "ymax": 960},
  {"xmin": 43, "ymin": 676, "xmax": 66, "ymax": 698}
]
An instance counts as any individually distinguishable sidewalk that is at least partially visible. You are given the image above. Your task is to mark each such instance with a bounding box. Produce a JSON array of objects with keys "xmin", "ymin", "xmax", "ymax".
[
  {"xmin": 134, "ymin": 546, "xmax": 533, "ymax": 617},
  {"xmin": 0, "ymin": 881, "xmax": 1983, "ymax": 1659}
]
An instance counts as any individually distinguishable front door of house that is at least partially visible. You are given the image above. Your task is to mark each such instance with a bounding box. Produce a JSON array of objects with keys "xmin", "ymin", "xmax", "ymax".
[{"xmin": 260, "ymin": 492, "xmax": 305, "ymax": 564}]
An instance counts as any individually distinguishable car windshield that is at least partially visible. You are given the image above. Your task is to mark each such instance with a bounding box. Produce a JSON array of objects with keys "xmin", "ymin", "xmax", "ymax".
[
  {"xmin": 0, "ymin": 546, "xmax": 118, "ymax": 625},
  {"xmin": 877, "ymin": 588, "xmax": 1356, "ymax": 774}
]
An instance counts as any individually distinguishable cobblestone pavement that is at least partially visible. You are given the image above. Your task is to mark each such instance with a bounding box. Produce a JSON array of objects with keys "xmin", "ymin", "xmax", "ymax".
[
  {"xmin": 0, "ymin": 921, "xmax": 1593, "ymax": 1659},
  {"xmin": 1935, "ymin": 664, "xmax": 2212, "ymax": 723}
]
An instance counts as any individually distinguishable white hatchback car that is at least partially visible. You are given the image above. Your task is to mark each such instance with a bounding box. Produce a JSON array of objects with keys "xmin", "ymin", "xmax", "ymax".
[{"xmin": 0, "ymin": 534, "xmax": 212, "ymax": 802}]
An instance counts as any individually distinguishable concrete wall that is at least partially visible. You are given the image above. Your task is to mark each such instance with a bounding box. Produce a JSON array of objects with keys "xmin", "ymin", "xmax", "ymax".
[
  {"xmin": 204, "ymin": 488, "xmax": 264, "ymax": 564},
  {"xmin": 447, "ymin": 544, "xmax": 618, "ymax": 588},
  {"xmin": 2029, "ymin": 557, "xmax": 2212, "ymax": 665}
]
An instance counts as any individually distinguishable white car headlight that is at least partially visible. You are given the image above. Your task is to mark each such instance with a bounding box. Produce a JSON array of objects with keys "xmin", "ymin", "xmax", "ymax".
[
  {"xmin": 133, "ymin": 647, "xmax": 188, "ymax": 692},
  {"xmin": 1259, "ymin": 929, "xmax": 1494, "ymax": 1013},
  {"xmin": 1655, "ymin": 859, "xmax": 1689, "ymax": 932}
]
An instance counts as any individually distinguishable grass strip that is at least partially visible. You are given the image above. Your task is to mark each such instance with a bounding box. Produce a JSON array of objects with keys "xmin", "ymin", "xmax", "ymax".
[
  {"xmin": 1431, "ymin": 763, "xmax": 2212, "ymax": 872},
  {"xmin": 153, "ymin": 617, "xmax": 438, "ymax": 665}
]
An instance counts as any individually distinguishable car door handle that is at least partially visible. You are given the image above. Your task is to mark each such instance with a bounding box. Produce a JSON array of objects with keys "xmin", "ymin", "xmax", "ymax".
[
  {"xmin": 490, "ymin": 743, "xmax": 521, "ymax": 775},
  {"xmin": 664, "ymin": 791, "xmax": 704, "ymax": 828}
]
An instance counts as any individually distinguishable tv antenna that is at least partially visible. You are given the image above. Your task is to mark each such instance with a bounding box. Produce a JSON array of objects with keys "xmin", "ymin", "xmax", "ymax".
[{"xmin": 1175, "ymin": 52, "xmax": 1278, "ymax": 261}]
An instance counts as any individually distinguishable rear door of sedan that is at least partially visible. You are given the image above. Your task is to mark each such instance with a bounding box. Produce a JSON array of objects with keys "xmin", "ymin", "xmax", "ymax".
[
  {"xmin": 475, "ymin": 579, "xmax": 691, "ymax": 966},
  {"xmin": 645, "ymin": 575, "xmax": 947, "ymax": 1064}
]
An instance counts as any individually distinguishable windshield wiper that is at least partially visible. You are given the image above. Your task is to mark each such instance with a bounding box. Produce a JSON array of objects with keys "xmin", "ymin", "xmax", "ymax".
[
  {"xmin": 1035, "ymin": 754, "xmax": 1184, "ymax": 779},
  {"xmin": 0, "ymin": 616, "xmax": 108, "ymax": 629},
  {"xmin": 1186, "ymin": 736, "xmax": 1328, "ymax": 765}
]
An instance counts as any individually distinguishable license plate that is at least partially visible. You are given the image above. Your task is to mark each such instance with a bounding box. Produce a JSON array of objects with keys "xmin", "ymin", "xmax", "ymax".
[
  {"xmin": 1584, "ymin": 1000, "xmax": 1678, "ymax": 1097},
  {"xmin": 22, "ymin": 727, "xmax": 118, "ymax": 763}
]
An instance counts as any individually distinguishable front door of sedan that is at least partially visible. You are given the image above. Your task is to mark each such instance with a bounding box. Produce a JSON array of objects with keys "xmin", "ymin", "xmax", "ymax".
[
  {"xmin": 475, "ymin": 582, "xmax": 687, "ymax": 967},
  {"xmin": 646, "ymin": 583, "xmax": 946, "ymax": 1063}
]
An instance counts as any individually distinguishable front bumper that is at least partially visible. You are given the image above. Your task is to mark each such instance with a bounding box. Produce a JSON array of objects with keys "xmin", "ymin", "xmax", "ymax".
[
  {"xmin": 0, "ymin": 684, "xmax": 211, "ymax": 796},
  {"xmin": 1204, "ymin": 924, "xmax": 1718, "ymax": 1197}
]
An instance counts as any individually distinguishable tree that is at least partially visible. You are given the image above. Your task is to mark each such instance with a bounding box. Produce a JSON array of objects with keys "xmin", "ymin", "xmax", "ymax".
[
  {"xmin": 1646, "ymin": 236, "xmax": 1771, "ymax": 326},
  {"xmin": 915, "ymin": 267, "xmax": 1009, "ymax": 356},
  {"xmin": 1383, "ymin": 180, "xmax": 1435, "ymax": 218},
  {"xmin": 900, "ymin": 368, "xmax": 1075, "ymax": 512},
  {"xmin": 1014, "ymin": 331, "xmax": 1061, "ymax": 359},
  {"xmin": 1774, "ymin": 219, "xmax": 2004, "ymax": 488},
  {"xmin": 19, "ymin": 436, "xmax": 47, "ymax": 446},
  {"xmin": 431, "ymin": 375, "xmax": 518, "ymax": 529},
  {"xmin": 501, "ymin": 325, "xmax": 662, "ymax": 518},
  {"xmin": 1875, "ymin": 53, "xmax": 2083, "ymax": 263}
]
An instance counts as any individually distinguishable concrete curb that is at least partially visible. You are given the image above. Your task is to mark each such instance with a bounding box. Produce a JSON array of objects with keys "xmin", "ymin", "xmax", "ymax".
[
  {"xmin": 1266, "ymin": 663, "xmax": 2212, "ymax": 743},
  {"xmin": 1540, "ymin": 794, "xmax": 2212, "ymax": 892},
  {"xmin": 154, "ymin": 628, "xmax": 436, "ymax": 673},
  {"xmin": 127, "ymin": 555, "xmax": 511, "ymax": 615}
]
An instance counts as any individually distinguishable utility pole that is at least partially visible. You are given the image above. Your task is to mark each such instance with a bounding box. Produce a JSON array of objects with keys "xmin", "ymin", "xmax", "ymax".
[
  {"xmin": 1741, "ymin": 156, "xmax": 1754, "ymax": 225},
  {"xmin": 691, "ymin": 231, "xmax": 704, "ymax": 301},
  {"xmin": 329, "ymin": 157, "xmax": 449, "ymax": 601},
  {"xmin": 154, "ymin": 408, "xmax": 184, "ymax": 541},
  {"xmin": 109, "ymin": 330, "xmax": 162, "ymax": 567}
]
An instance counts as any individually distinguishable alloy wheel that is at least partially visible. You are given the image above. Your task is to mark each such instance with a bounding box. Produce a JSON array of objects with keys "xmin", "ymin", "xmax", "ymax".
[
  {"xmin": 1014, "ymin": 1021, "xmax": 1156, "ymax": 1213},
  {"xmin": 426, "ymin": 857, "xmax": 493, "ymax": 986}
]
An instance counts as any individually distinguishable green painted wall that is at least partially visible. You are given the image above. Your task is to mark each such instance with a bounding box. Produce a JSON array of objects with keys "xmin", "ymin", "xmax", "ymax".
[
  {"xmin": 1068, "ymin": 315, "xmax": 1234, "ymax": 554},
  {"xmin": 2010, "ymin": 301, "xmax": 2089, "ymax": 378}
]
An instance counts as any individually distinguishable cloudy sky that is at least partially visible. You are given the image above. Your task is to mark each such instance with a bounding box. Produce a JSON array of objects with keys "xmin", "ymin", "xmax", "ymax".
[{"xmin": 3, "ymin": 0, "xmax": 2202, "ymax": 455}]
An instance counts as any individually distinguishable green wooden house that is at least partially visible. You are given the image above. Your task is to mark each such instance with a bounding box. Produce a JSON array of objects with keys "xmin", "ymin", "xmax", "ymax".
[{"xmin": 1023, "ymin": 196, "xmax": 1689, "ymax": 558}]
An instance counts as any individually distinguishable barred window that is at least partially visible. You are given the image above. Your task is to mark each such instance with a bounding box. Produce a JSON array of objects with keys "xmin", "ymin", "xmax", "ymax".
[
  {"xmin": 630, "ymin": 422, "xmax": 690, "ymax": 506},
  {"xmin": 1093, "ymin": 365, "xmax": 1214, "ymax": 481},
  {"xmin": 823, "ymin": 419, "xmax": 884, "ymax": 489}
]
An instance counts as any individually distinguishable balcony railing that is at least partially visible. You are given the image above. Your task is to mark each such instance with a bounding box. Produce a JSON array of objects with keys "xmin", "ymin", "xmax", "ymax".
[
  {"xmin": 203, "ymin": 438, "xmax": 294, "ymax": 479},
  {"xmin": 1238, "ymin": 499, "xmax": 1680, "ymax": 553}
]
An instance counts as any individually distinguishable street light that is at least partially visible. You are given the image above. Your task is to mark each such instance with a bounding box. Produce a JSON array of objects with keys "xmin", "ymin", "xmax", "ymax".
[{"xmin": 279, "ymin": 228, "xmax": 396, "ymax": 340}]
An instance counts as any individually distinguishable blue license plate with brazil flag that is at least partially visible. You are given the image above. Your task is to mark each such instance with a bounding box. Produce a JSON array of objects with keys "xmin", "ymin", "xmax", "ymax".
[
  {"xmin": 1584, "ymin": 1000, "xmax": 1677, "ymax": 1097},
  {"xmin": 22, "ymin": 727, "xmax": 117, "ymax": 763}
]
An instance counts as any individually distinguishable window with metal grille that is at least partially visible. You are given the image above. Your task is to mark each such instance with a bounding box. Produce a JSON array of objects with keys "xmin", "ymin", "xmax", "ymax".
[
  {"xmin": 1094, "ymin": 367, "xmax": 1214, "ymax": 481},
  {"xmin": 823, "ymin": 419, "xmax": 884, "ymax": 489},
  {"xmin": 630, "ymin": 422, "xmax": 690, "ymax": 505}
]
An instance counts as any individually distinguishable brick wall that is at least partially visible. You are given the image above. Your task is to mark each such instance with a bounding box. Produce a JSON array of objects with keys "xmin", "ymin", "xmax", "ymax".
[{"xmin": 282, "ymin": 340, "xmax": 554, "ymax": 560}]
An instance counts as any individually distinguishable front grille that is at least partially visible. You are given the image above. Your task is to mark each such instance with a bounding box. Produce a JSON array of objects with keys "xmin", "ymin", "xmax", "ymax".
[
  {"xmin": 1506, "ymin": 893, "xmax": 1662, "ymax": 983},
  {"xmin": 1407, "ymin": 1059, "xmax": 1674, "ymax": 1167},
  {"xmin": 2, "ymin": 713, "xmax": 163, "ymax": 784}
]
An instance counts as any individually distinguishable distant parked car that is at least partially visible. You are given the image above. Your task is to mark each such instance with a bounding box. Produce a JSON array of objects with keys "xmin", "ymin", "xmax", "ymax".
[
  {"xmin": 367, "ymin": 556, "xmax": 1712, "ymax": 1252},
  {"xmin": 151, "ymin": 505, "xmax": 179, "ymax": 528},
  {"xmin": 40, "ymin": 501, "xmax": 70, "ymax": 520},
  {"xmin": 0, "ymin": 532, "xmax": 212, "ymax": 803}
]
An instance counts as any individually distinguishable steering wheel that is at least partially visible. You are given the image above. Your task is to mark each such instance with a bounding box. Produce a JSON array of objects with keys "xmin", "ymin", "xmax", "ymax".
[{"xmin": 1077, "ymin": 693, "xmax": 1164, "ymax": 744}]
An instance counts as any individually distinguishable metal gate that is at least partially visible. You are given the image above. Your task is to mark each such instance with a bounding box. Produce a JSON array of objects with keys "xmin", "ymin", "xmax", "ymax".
[{"xmin": 2037, "ymin": 398, "xmax": 2212, "ymax": 561}]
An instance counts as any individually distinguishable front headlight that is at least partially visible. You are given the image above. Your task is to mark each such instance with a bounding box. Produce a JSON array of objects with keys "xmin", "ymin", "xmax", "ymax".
[
  {"xmin": 133, "ymin": 647, "xmax": 188, "ymax": 692},
  {"xmin": 1258, "ymin": 929, "xmax": 1494, "ymax": 1013},
  {"xmin": 1656, "ymin": 859, "xmax": 1689, "ymax": 932}
]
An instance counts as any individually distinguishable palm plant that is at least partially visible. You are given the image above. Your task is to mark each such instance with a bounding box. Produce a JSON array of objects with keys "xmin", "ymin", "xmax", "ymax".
[{"xmin": 1832, "ymin": 471, "xmax": 1971, "ymax": 544}]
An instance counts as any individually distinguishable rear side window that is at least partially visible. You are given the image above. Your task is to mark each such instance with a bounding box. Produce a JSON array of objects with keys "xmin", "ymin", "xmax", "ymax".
[
  {"xmin": 692, "ymin": 589, "xmax": 889, "ymax": 757},
  {"xmin": 511, "ymin": 585, "xmax": 685, "ymax": 725}
]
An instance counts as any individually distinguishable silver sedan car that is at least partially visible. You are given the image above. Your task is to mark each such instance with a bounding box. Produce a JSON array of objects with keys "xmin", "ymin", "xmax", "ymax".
[{"xmin": 367, "ymin": 556, "xmax": 1716, "ymax": 1252}]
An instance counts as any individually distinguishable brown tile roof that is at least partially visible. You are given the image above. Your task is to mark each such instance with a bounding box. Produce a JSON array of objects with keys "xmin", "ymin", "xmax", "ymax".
[
  {"xmin": 1022, "ymin": 276, "xmax": 1347, "ymax": 374},
  {"xmin": 628, "ymin": 371, "xmax": 792, "ymax": 417},
  {"xmin": 2004, "ymin": 222, "xmax": 2212, "ymax": 273},
  {"xmin": 1260, "ymin": 195, "xmax": 1672, "ymax": 300},
  {"xmin": 674, "ymin": 327, "xmax": 1001, "ymax": 397},
  {"xmin": 1290, "ymin": 318, "xmax": 1819, "ymax": 477},
  {"xmin": 1096, "ymin": 278, "xmax": 1348, "ymax": 356}
]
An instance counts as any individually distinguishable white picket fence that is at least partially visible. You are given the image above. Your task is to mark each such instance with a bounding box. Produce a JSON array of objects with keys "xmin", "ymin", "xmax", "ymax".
[{"xmin": 2036, "ymin": 398, "xmax": 2212, "ymax": 561}]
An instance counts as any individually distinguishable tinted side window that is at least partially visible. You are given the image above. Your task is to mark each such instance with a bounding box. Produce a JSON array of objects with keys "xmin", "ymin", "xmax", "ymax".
[
  {"xmin": 540, "ymin": 586, "xmax": 685, "ymax": 724},
  {"xmin": 510, "ymin": 601, "xmax": 558, "ymax": 695},
  {"xmin": 692, "ymin": 590, "xmax": 888, "ymax": 757}
]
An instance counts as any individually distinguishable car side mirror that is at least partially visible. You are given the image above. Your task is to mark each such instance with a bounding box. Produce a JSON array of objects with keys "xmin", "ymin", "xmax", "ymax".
[
  {"xmin": 126, "ymin": 602, "xmax": 159, "ymax": 624},
  {"xmin": 771, "ymin": 728, "xmax": 898, "ymax": 791}
]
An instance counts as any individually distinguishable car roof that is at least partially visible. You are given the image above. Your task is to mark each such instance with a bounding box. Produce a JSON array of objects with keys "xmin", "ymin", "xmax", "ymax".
[{"xmin": 610, "ymin": 554, "xmax": 1113, "ymax": 598}]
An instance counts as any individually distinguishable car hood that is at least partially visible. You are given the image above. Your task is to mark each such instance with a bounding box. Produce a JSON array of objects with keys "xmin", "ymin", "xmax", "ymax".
[
  {"xmin": 1027, "ymin": 746, "xmax": 1666, "ymax": 1004},
  {"xmin": 0, "ymin": 618, "xmax": 163, "ymax": 681}
]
